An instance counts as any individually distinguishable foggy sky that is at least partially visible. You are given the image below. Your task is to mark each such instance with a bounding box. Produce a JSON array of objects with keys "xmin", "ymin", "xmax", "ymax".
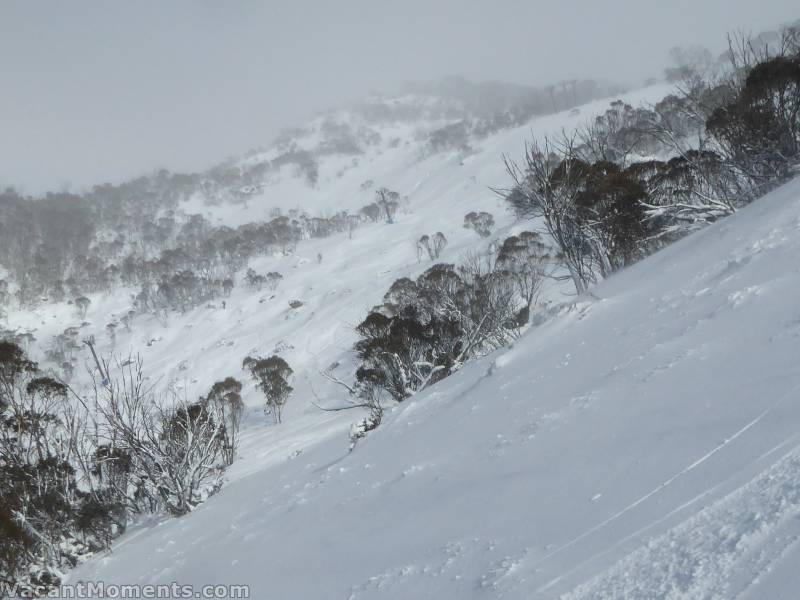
[{"xmin": 1, "ymin": 0, "xmax": 797, "ymax": 195}]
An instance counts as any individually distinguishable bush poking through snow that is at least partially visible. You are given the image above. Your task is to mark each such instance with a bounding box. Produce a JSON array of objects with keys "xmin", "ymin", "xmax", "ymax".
[
  {"xmin": 0, "ymin": 342, "xmax": 227, "ymax": 593},
  {"xmin": 463, "ymin": 211, "xmax": 495, "ymax": 238},
  {"xmin": 244, "ymin": 355, "xmax": 293, "ymax": 424},
  {"xmin": 349, "ymin": 415, "xmax": 381, "ymax": 451},
  {"xmin": 375, "ymin": 187, "xmax": 401, "ymax": 223},
  {"xmin": 416, "ymin": 232, "xmax": 448, "ymax": 261},
  {"xmin": 202, "ymin": 377, "xmax": 245, "ymax": 465},
  {"xmin": 75, "ymin": 296, "xmax": 91, "ymax": 319}
]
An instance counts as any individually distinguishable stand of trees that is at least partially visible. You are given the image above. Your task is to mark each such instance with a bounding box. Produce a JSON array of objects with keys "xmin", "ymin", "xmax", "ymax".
[
  {"xmin": 503, "ymin": 28, "xmax": 800, "ymax": 295},
  {"xmin": 399, "ymin": 76, "xmax": 629, "ymax": 140},
  {"xmin": 360, "ymin": 187, "xmax": 402, "ymax": 224},
  {"xmin": 350, "ymin": 232, "xmax": 549, "ymax": 419},
  {"xmin": 0, "ymin": 339, "xmax": 240, "ymax": 594},
  {"xmin": 340, "ymin": 25, "xmax": 800, "ymax": 445},
  {"xmin": 0, "ymin": 173, "xmax": 382, "ymax": 317},
  {"xmin": 416, "ymin": 232, "xmax": 448, "ymax": 261}
]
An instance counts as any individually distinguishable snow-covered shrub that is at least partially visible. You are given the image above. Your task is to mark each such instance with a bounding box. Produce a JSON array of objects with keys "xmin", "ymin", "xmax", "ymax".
[
  {"xmin": 416, "ymin": 232, "xmax": 448, "ymax": 260},
  {"xmin": 202, "ymin": 377, "xmax": 244, "ymax": 465},
  {"xmin": 243, "ymin": 355, "xmax": 293, "ymax": 424},
  {"xmin": 354, "ymin": 253, "xmax": 531, "ymax": 404},
  {"xmin": 0, "ymin": 342, "xmax": 123, "ymax": 593},
  {"xmin": 348, "ymin": 414, "xmax": 381, "ymax": 451},
  {"xmin": 463, "ymin": 211, "xmax": 495, "ymax": 238},
  {"xmin": 91, "ymin": 355, "xmax": 230, "ymax": 517}
]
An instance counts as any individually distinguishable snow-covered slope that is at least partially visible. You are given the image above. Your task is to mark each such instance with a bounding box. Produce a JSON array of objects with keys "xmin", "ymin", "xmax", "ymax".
[
  {"xmin": 5, "ymin": 85, "xmax": 672, "ymax": 470},
  {"xmin": 64, "ymin": 160, "xmax": 800, "ymax": 596}
]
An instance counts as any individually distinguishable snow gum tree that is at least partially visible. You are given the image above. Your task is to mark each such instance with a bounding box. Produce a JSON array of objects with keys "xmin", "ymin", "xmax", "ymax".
[{"xmin": 244, "ymin": 355, "xmax": 293, "ymax": 424}]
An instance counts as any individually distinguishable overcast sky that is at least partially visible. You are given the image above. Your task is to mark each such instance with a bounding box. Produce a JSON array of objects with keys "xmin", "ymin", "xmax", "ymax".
[{"xmin": 0, "ymin": 1, "xmax": 797, "ymax": 195}]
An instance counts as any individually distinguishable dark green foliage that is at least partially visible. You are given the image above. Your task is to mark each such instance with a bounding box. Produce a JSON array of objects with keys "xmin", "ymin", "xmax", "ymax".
[
  {"xmin": 574, "ymin": 160, "xmax": 648, "ymax": 271},
  {"xmin": 463, "ymin": 211, "xmax": 495, "ymax": 237},
  {"xmin": 707, "ymin": 53, "xmax": 800, "ymax": 183},
  {"xmin": 356, "ymin": 255, "xmax": 530, "ymax": 403},
  {"xmin": 244, "ymin": 356, "xmax": 293, "ymax": 423},
  {"xmin": 355, "ymin": 307, "xmax": 462, "ymax": 402},
  {"xmin": 74, "ymin": 491, "xmax": 126, "ymax": 549},
  {"xmin": 203, "ymin": 377, "xmax": 244, "ymax": 465},
  {"xmin": 0, "ymin": 342, "xmax": 122, "ymax": 591}
]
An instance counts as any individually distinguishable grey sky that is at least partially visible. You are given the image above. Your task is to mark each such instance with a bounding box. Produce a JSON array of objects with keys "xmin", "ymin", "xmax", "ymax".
[{"xmin": 0, "ymin": 1, "xmax": 796, "ymax": 195}]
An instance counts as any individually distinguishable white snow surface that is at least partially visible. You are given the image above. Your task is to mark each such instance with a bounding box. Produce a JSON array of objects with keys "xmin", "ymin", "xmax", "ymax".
[
  {"xmin": 9, "ymin": 83, "xmax": 800, "ymax": 598},
  {"xmin": 70, "ymin": 180, "xmax": 800, "ymax": 599}
]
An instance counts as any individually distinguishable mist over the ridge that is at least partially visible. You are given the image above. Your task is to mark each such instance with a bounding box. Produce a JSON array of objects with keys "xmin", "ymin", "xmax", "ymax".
[{"xmin": 0, "ymin": 0, "xmax": 796, "ymax": 194}]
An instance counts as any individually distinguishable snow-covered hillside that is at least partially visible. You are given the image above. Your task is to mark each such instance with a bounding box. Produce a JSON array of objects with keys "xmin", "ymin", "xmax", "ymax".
[
  {"xmin": 5, "ymin": 85, "xmax": 672, "ymax": 460},
  {"xmin": 53, "ymin": 107, "xmax": 800, "ymax": 597}
]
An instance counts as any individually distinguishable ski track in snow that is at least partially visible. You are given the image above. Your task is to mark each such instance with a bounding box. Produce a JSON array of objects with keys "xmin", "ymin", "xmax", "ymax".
[
  {"xmin": 562, "ymin": 440, "xmax": 800, "ymax": 600},
  {"xmin": 534, "ymin": 430, "xmax": 800, "ymax": 597},
  {"xmin": 535, "ymin": 381, "xmax": 800, "ymax": 586}
]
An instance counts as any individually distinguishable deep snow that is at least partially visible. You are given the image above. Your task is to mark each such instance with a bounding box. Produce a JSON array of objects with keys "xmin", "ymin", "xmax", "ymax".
[
  {"xmin": 8, "ymin": 82, "xmax": 800, "ymax": 598},
  {"xmin": 4, "ymin": 84, "xmax": 672, "ymax": 477},
  {"xmin": 68, "ymin": 176, "xmax": 800, "ymax": 599}
]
